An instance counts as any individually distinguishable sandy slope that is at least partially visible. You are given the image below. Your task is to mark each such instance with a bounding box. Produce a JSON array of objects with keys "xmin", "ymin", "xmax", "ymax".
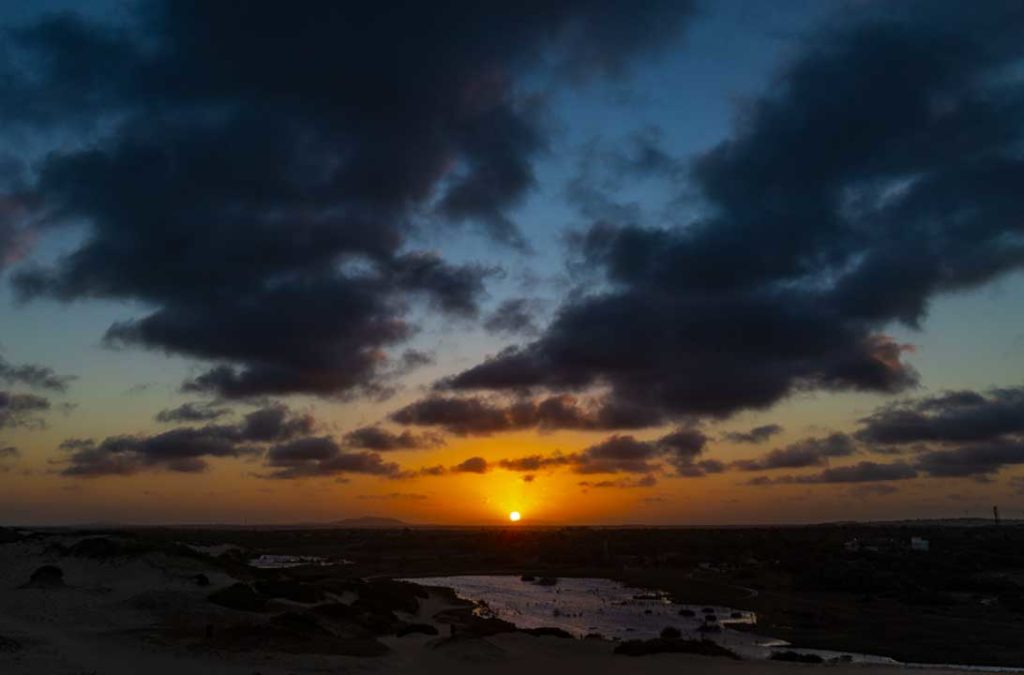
[{"xmin": 0, "ymin": 538, "xmax": 982, "ymax": 675}]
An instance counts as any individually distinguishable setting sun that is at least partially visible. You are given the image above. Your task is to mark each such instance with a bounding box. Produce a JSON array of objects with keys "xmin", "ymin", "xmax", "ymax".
[{"xmin": 509, "ymin": 511, "xmax": 522, "ymax": 522}]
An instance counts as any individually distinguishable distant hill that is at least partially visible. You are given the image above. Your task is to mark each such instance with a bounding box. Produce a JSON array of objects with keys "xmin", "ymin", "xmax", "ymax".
[{"xmin": 329, "ymin": 516, "xmax": 408, "ymax": 528}]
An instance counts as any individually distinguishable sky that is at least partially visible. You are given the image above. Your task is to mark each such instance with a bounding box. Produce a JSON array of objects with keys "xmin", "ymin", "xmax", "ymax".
[{"xmin": 1, "ymin": 0, "xmax": 1023, "ymax": 526}]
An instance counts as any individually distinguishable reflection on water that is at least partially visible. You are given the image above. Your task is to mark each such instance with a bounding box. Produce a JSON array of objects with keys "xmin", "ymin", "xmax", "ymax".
[
  {"xmin": 408, "ymin": 576, "xmax": 762, "ymax": 648},
  {"xmin": 248, "ymin": 554, "xmax": 350, "ymax": 568},
  {"xmin": 404, "ymin": 575, "xmax": 897, "ymax": 664}
]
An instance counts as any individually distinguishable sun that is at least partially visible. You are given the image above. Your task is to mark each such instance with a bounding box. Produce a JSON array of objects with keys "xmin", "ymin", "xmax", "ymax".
[{"xmin": 508, "ymin": 511, "xmax": 522, "ymax": 522}]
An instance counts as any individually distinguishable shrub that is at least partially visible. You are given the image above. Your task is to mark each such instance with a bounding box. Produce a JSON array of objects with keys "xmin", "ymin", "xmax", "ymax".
[{"xmin": 208, "ymin": 583, "xmax": 267, "ymax": 612}]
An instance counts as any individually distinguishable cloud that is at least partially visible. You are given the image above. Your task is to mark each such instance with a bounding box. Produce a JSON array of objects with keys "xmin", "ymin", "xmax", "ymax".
[
  {"xmin": 60, "ymin": 429, "xmax": 261, "ymax": 476},
  {"xmin": 445, "ymin": 1, "xmax": 1024, "ymax": 424},
  {"xmin": 857, "ymin": 386, "xmax": 1024, "ymax": 445},
  {"xmin": 849, "ymin": 484, "xmax": 899, "ymax": 497},
  {"xmin": 848, "ymin": 386, "xmax": 1024, "ymax": 479},
  {"xmin": 813, "ymin": 461, "xmax": 919, "ymax": 483},
  {"xmin": 657, "ymin": 428, "xmax": 718, "ymax": 475},
  {"xmin": 0, "ymin": 355, "xmax": 74, "ymax": 391},
  {"xmin": 579, "ymin": 474, "xmax": 657, "ymax": 489},
  {"xmin": 4, "ymin": 1, "xmax": 696, "ymax": 399},
  {"xmin": 451, "ymin": 456, "xmax": 489, "ymax": 474},
  {"xmin": 58, "ymin": 404, "xmax": 317, "ymax": 476},
  {"xmin": 0, "ymin": 194, "xmax": 38, "ymax": 272},
  {"xmin": 358, "ymin": 492, "xmax": 428, "ymax": 501},
  {"xmin": 0, "ymin": 390, "xmax": 50, "ymax": 429},
  {"xmin": 0, "ymin": 446, "xmax": 20, "ymax": 461},
  {"xmin": 343, "ymin": 426, "xmax": 444, "ymax": 451},
  {"xmin": 723, "ymin": 424, "xmax": 783, "ymax": 444},
  {"xmin": 235, "ymin": 404, "xmax": 317, "ymax": 441},
  {"xmin": 498, "ymin": 454, "xmax": 572, "ymax": 472},
  {"xmin": 747, "ymin": 461, "xmax": 918, "ymax": 485},
  {"xmin": 565, "ymin": 127, "xmax": 684, "ymax": 223},
  {"xmin": 494, "ymin": 428, "xmax": 721, "ymax": 477},
  {"xmin": 732, "ymin": 433, "xmax": 857, "ymax": 471},
  {"xmin": 391, "ymin": 393, "xmax": 664, "ymax": 435},
  {"xmin": 263, "ymin": 436, "xmax": 400, "ymax": 479},
  {"xmin": 571, "ymin": 434, "xmax": 663, "ymax": 474},
  {"xmin": 483, "ymin": 298, "xmax": 542, "ymax": 336},
  {"xmin": 914, "ymin": 440, "xmax": 1024, "ymax": 478},
  {"xmin": 155, "ymin": 401, "xmax": 228, "ymax": 423}
]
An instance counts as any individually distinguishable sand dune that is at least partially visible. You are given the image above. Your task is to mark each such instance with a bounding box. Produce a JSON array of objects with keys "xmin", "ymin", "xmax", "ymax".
[{"xmin": 0, "ymin": 535, "xmax": 983, "ymax": 675}]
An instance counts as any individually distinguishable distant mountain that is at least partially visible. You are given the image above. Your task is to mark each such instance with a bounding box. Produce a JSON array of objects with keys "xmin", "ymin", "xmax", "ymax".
[{"xmin": 330, "ymin": 516, "xmax": 408, "ymax": 528}]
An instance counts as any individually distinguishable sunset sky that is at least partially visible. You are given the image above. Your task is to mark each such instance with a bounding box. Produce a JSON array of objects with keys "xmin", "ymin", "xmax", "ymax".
[{"xmin": 1, "ymin": 0, "xmax": 1023, "ymax": 526}]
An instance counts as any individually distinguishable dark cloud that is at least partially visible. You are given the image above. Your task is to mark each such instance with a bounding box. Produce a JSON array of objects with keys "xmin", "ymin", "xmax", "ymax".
[
  {"xmin": 446, "ymin": 1, "xmax": 1024, "ymax": 424},
  {"xmin": 566, "ymin": 127, "xmax": 684, "ymax": 223},
  {"xmin": 657, "ymin": 428, "xmax": 717, "ymax": 475},
  {"xmin": 579, "ymin": 474, "xmax": 657, "ymax": 489},
  {"xmin": 0, "ymin": 193, "xmax": 38, "ymax": 272},
  {"xmin": 237, "ymin": 404, "xmax": 316, "ymax": 442},
  {"xmin": 0, "ymin": 390, "xmax": 50, "ymax": 429},
  {"xmin": 675, "ymin": 459, "xmax": 726, "ymax": 478},
  {"xmin": 4, "ymin": 1, "xmax": 696, "ymax": 400},
  {"xmin": 498, "ymin": 454, "xmax": 572, "ymax": 472},
  {"xmin": 572, "ymin": 434, "xmax": 662, "ymax": 474},
  {"xmin": 483, "ymin": 298, "xmax": 542, "ymax": 337},
  {"xmin": 155, "ymin": 401, "xmax": 228, "ymax": 423},
  {"xmin": 60, "ymin": 428, "xmax": 260, "ymax": 476},
  {"xmin": 451, "ymin": 456, "xmax": 489, "ymax": 474},
  {"xmin": 343, "ymin": 426, "xmax": 443, "ymax": 451},
  {"xmin": 849, "ymin": 484, "xmax": 899, "ymax": 497},
  {"xmin": 0, "ymin": 355, "xmax": 74, "ymax": 391},
  {"xmin": 358, "ymin": 492, "xmax": 428, "ymax": 501},
  {"xmin": 857, "ymin": 386, "xmax": 1024, "ymax": 445},
  {"xmin": 395, "ymin": 349, "xmax": 435, "ymax": 373},
  {"xmin": 391, "ymin": 394, "xmax": 663, "ymax": 435},
  {"xmin": 391, "ymin": 396, "xmax": 512, "ymax": 435},
  {"xmin": 723, "ymin": 424, "xmax": 783, "ymax": 444},
  {"xmin": 499, "ymin": 428, "xmax": 721, "ymax": 477},
  {"xmin": 417, "ymin": 464, "xmax": 448, "ymax": 477},
  {"xmin": 849, "ymin": 386, "xmax": 1024, "ymax": 479},
  {"xmin": 812, "ymin": 461, "xmax": 919, "ymax": 483},
  {"xmin": 263, "ymin": 436, "xmax": 400, "ymax": 479},
  {"xmin": 914, "ymin": 440, "xmax": 1024, "ymax": 479},
  {"xmin": 732, "ymin": 433, "xmax": 856, "ymax": 471},
  {"xmin": 747, "ymin": 461, "xmax": 918, "ymax": 485},
  {"xmin": 59, "ymin": 404, "xmax": 316, "ymax": 476}
]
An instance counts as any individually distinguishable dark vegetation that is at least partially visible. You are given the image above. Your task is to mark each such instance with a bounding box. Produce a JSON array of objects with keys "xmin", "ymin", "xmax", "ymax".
[
  {"xmin": 0, "ymin": 635, "xmax": 21, "ymax": 652},
  {"xmin": 521, "ymin": 626, "xmax": 574, "ymax": 639},
  {"xmin": 208, "ymin": 583, "xmax": 267, "ymax": 612},
  {"xmin": 21, "ymin": 565, "xmax": 65, "ymax": 589}
]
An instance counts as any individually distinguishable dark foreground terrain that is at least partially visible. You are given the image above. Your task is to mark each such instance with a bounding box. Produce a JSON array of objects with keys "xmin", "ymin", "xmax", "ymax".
[{"xmin": 10, "ymin": 520, "xmax": 1024, "ymax": 667}]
